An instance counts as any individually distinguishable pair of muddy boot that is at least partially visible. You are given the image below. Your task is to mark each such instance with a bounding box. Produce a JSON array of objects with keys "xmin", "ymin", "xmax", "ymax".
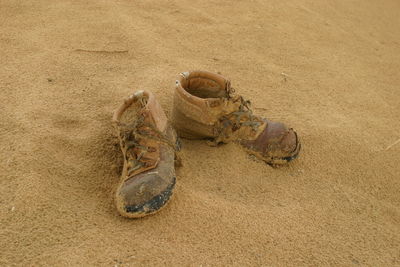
[{"xmin": 113, "ymin": 71, "xmax": 301, "ymax": 218}]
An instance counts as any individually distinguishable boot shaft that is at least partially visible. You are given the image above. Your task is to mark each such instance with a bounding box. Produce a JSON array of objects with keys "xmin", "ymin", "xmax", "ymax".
[
  {"xmin": 173, "ymin": 71, "xmax": 246, "ymax": 139},
  {"xmin": 172, "ymin": 71, "xmax": 264, "ymax": 143}
]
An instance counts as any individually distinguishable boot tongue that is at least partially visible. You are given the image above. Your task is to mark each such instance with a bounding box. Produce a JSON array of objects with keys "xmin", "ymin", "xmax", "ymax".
[{"xmin": 145, "ymin": 93, "xmax": 167, "ymax": 133}]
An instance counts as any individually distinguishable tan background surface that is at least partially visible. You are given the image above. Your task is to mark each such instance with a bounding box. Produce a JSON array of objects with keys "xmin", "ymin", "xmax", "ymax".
[{"xmin": 1, "ymin": 0, "xmax": 399, "ymax": 266}]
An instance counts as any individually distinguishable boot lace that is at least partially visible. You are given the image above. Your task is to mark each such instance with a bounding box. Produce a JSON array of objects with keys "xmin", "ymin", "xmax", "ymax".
[
  {"xmin": 221, "ymin": 88, "xmax": 261, "ymax": 133},
  {"xmin": 118, "ymin": 116, "xmax": 177, "ymax": 177}
]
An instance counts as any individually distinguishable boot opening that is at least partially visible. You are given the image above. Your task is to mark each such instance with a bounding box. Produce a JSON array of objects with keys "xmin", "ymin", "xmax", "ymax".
[
  {"xmin": 181, "ymin": 74, "xmax": 228, "ymax": 99},
  {"xmin": 120, "ymin": 94, "xmax": 149, "ymax": 124}
]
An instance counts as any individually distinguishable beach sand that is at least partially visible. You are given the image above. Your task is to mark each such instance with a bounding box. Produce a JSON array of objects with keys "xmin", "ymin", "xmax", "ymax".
[{"xmin": 1, "ymin": 0, "xmax": 399, "ymax": 265}]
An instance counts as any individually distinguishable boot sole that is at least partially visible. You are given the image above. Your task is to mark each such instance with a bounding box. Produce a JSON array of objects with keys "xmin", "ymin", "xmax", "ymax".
[{"xmin": 117, "ymin": 177, "xmax": 176, "ymax": 219}]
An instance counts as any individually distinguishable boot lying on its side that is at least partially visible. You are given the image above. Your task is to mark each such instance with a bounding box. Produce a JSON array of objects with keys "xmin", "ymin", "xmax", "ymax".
[{"xmin": 172, "ymin": 70, "xmax": 300, "ymax": 165}]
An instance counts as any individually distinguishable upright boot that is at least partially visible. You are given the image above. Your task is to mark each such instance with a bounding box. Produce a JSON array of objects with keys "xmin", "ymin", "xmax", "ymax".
[
  {"xmin": 172, "ymin": 70, "xmax": 300, "ymax": 165},
  {"xmin": 113, "ymin": 90, "xmax": 179, "ymax": 218}
]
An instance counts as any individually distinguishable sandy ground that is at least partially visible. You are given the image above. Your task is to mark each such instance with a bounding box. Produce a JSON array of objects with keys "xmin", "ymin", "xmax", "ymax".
[{"xmin": 1, "ymin": 0, "xmax": 400, "ymax": 266}]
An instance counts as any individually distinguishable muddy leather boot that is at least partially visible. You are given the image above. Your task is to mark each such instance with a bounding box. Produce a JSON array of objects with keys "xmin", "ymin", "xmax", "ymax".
[
  {"xmin": 113, "ymin": 90, "xmax": 179, "ymax": 218},
  {"xmin": 172, "ymin": 70, "xmax": 300, "ymax": 165}
]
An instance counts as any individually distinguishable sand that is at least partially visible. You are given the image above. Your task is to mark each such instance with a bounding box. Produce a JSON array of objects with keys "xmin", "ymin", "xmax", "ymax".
[{"xmin": 1, "ymin": 0, "xmax": 400, "ymax": 265}]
